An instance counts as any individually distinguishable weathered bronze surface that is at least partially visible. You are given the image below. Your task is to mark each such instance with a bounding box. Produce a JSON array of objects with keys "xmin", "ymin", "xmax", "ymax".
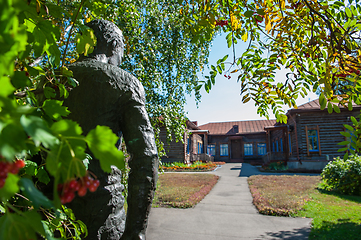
[{"xmin": 64, "ymin": 20, "xmax": 158, "ymax": 240}]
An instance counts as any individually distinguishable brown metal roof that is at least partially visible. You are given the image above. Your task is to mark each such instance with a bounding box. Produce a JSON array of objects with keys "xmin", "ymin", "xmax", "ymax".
[
  {"xmin": 288, "ymin": 98, "xmax": 361, "ymax": 114},
  {"xmin": 198, "ymin": 119, "xmax": 277, "ymax": 135}
]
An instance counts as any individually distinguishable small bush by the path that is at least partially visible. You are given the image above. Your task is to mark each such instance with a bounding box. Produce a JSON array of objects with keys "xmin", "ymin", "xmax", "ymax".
[
  {"xmin": 262, "ymin": 161, "xmax": 288, "ymax": 171},
  {"xmin": 153, "ymin": 173, "xmax": 219, "ymax": 208},
  {"xmin": 248, "ymin": 175, "xmax": 320, "ymax": 216},
  {"xmin": 161, "ymin": 161, "xmax": 225, "ymax": 172},
  {"xmin": 321, "ymin": 155, "xmax": 361, "ymax": 196}
]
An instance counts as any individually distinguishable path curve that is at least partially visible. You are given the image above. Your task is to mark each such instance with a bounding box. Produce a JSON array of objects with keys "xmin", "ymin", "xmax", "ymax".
[{"xmin": 146, "ymin": 163, "xmax": 315, "ymax": 240}]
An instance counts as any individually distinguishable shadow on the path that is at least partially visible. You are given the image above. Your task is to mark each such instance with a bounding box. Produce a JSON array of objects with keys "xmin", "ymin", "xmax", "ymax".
[
  {"xmin": 257, "ymin": 226, "xmax": 310, "ymax": 240},
  {"xmin": 237, "ymin": 163, "xmax": 320, "ymax": 177}
]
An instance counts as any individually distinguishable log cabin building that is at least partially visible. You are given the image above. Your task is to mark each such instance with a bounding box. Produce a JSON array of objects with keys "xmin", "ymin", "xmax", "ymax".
[{"xmin": 160, "ymin": 98, "xmax": 361, "ymax": 170}]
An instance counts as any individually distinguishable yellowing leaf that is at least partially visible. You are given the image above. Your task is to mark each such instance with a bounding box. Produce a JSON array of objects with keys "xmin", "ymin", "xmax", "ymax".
[{"xmin": 242, "ymin": 32, "xmax": 248, "ymax": 42}]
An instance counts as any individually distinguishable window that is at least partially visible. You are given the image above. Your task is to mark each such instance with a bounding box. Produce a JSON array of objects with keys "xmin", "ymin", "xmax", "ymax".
[
  {"xmin": 207, "ymin": 144, "xmax": 215, "ymax": 156},
  {"xmin": 197, "ymin": 142, "xmax": 203, "ymax": 154},
  {"xmin": 220, "ymin": 144, "xmax": 228, "ymax": 156},
  {"xmin": 288, "ymin": 133, "xmax": 292, "ymax": 154},
  {"xmin": 305, "ymin": 126, "xmax": 321, "ymax": 156},
  {"xmin": 276, "ymin": 140, "xmax": 279, "ymax": 152},
  {"xmin": 272, "ymin": 142, "xmax": 275, "ymax": 152},
  {"xmin": 308, "ymin": 130, "xmax": 319, "ymax": 152},
  {"xmin": 280, "ymin": 138, "xmax": 283, "ymax": 152},
  {"xmin": 244, "ymin": 143, "xmax": 253, "ymax": 156},
  {"xmin": 187, "ymin": 138, "xmax": 190, "ymax": 154},
  {"xmin": 257, "ymin": 143, "xmax": 267, "ymax": 155}
]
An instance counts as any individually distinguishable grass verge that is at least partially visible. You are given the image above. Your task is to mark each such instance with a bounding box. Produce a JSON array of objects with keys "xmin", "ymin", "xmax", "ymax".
[
  {"xmin": 153, "ymin": 173, "xmax": 219, "ymax": 208},
  {"xmin": 248, "ymin": 175, "xmax": 361, "ymax": 239},
  {"xmin": 248, "ymin": 175, "xmax": 320, "ymax": 216}
]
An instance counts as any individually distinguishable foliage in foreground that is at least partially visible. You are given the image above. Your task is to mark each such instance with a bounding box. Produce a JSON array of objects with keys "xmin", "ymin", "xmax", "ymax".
[
  {"xmin": 1, "ymin": 0, "xmax": 215, "ymax": 238},
  {"xmin": 190, "ymin": 0, "xmax": 361, "ymax": 122},
  {"xmin": 248, "ymin": 175, "xmax": 320, "ymax": 216},
  {"xmin": 161, "ymin": 161, "xmax": 222, "ymax": 172},
  {"xmin": 321, "ymin": 155, "xmax": 361, "ymax": 196},
  {"xmin": 153, "ymin": 173, "xmax": 219, "ymax": 208}
]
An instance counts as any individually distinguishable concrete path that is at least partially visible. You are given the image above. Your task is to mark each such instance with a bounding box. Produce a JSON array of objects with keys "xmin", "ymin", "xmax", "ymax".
[{"xmin": 146, "ymin": 163, "xmax": 314, "ymax": 240}]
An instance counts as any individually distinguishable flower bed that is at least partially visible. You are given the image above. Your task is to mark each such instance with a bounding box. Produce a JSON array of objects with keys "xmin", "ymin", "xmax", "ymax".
[{"xmin": 161, "ymin": 161, "xmax": 225, "ymax": 172}]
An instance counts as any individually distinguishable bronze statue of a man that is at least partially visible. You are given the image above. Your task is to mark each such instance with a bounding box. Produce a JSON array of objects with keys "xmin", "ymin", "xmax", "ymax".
[{"xmin": 64, "ymin": 19, "xmax": 158, "ymax": 240}]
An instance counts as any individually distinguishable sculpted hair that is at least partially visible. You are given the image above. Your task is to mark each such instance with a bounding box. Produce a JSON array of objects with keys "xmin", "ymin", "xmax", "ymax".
[{"xmin": 86, "ymin": 19, "xmax": 124, "ymax": 57}]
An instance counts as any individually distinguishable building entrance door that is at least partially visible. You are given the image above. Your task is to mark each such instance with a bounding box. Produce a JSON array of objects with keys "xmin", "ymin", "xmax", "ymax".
[{"xmin": 231, "ymin": 140, "xmax": 242, "ymax": 160}]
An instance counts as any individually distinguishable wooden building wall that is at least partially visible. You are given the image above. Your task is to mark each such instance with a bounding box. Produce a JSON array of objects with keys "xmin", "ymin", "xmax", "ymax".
[
  {"xmin": 289, "ymin": 109, "xmax": 360, "ymax": 162},
  {"xmin": 159, "ymin": 127, "xmax": 185, "ymax": 163},
  {"xmin": 208, "ymin": 133, "xmax": 268, "ymax": 163}
]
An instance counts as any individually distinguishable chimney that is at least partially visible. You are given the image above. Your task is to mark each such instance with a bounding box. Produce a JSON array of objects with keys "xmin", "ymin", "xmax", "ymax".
[{"xmin": 192, "ymin": 121, "xmax": 198, "ymax": 126}]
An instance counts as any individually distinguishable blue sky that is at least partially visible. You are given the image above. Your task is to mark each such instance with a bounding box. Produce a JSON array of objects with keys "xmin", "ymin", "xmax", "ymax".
[{"xmin": 185, "ymin": 34, "xmax": 318, "ymax": 126}]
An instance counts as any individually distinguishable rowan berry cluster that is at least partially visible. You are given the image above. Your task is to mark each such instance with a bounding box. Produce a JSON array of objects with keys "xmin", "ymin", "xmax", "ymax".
[
  {"xmin": 58, "ymin": 175, "xmax": 100, "ymax": 204},
  {"xmin": 216, "ymin": 20, "xmax": 228, "ymax": 26},
  {"xmin": 0, "ymin": 160, "xmax": 26, "ymax": 188}
]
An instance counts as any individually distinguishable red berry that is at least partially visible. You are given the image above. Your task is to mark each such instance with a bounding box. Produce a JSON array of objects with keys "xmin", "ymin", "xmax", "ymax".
[
  {"xmin": 89, "ymin": 180, "xmax": 100, "ymax": 192},
  {"xmin": 83, "ymin": 176, "xmax": 93, "ymax": 187},
  {"xmin": 9, "ymin": 164, "xmax": 20, "ymax": 174},
  {"xmin": 64, "ymin": 191, "xmax": 75, "ymax": 203},
  {"xmin": 69, "ymin": 179, "xmax": 78, "ymax": 190},
  {"xmin": 74, "ymin": 181, "xmax": 81, "ymax": 191},
  {"xmin": 78, "ymin": 186, "xmax": 87, "ymax": 197},
  {"xmin": 14, "ymin": 160, "xmax": 25, "ymax": 169},
  {"xmin": 57, "ymin": 183, "xmax": 64, "ymax": 192}
]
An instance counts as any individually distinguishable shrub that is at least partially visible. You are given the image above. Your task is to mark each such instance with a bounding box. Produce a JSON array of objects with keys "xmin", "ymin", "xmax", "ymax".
[
  {"xmin": 321, "ymin": 155, "xmax": 361, "ymax": 196},
  {"xmin": 263, "ymin": 161, "xmax": 288, "ymax": 171}
]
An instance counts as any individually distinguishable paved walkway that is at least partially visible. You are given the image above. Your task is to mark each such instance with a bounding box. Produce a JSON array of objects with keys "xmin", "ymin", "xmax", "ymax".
[{"xmin": 146, "ymin": 163, "xmax": 315, "ymax": 240}]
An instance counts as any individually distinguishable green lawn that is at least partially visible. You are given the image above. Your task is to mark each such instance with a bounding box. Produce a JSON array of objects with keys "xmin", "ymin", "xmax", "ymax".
[
  {"xmin": 153, "ymin": 173, "xmax": 219, "ymax": 208},
  {"xmin": 248, "ymin": 175, "xmax": 361, "ymax": 240},
  {"xmin": 296, "ymin": 189, "xmax": 361, "ymax": 240}
]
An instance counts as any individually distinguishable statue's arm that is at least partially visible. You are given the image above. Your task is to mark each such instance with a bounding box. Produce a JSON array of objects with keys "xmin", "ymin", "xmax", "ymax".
[{"xmin": 119, "ymin": 94, "xmax": 158, "ymax": 240}]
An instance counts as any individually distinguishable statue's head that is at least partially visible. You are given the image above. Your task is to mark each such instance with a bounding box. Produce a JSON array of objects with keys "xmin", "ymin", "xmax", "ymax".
[{"xmin": 85, "ymin": 19, "xmax": 124, "ymax": 66}]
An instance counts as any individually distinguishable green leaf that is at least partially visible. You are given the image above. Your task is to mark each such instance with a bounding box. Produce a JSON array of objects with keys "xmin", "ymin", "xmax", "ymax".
[
  {"xmin": 0, "ymin": 123, "xmax": 27, "ymax": 160},
  {"xmin": 319, "ymin": 94, "xmax": 326, "ymax": 110},
  {"xmin": 11, "ymin": 71, "xmax": 32, "ymax": 89},
  {"xmin": 337, "ymin": 141, "xmax": 350, "ymax": 145},
  {"xmin": 47, "ymin": 120, "xmax": 87, "ymax": 180},
  {"xmin": 0, "ymin": 173, "xmax": 20, "ymax": 201},
  {"xmin": 19, "ymin": 178, "xmax": 54, "ymax": 209},
  {"xmin": 76, "ymin": 25, "xmax": 97, "ymax": 56},
  {"xmin": 0, "ymin": 212, "xmax": 36, "ymax": 240},
  {"xmin": 20, "ymin": 115, "xmax": 58, "ymax": 148},
  {"xmin": 44, "ymin": 87, "xmax": 56, "ymax": 99},
  {"xmin": 24, "ymin": 160, "xmax": 38, "ymax": 176},
  {"xmin": 0, "ymin": 77, "xmax": 16, "ymax": 97},
  {"xmin": 344, "ymin": 124, "xmax": 354, "ymax": 131},
  {"xmin": 340, "ymin": 131, "xmax": 351, "ymax": 138},
  {"xmin": 36, "ymin": 166, "xmax": 51, "ymax": 184},
  {"xmin": 244, "ymin": 10, "xmax": 254, "ymax": 18},
  {"xmin": 85, "ymin": 126, "xmax": 125, "ymax": 173},
  {"xmin": 345, "ymin": 7, "xmax": 352, "ymax": 18},
  {"xmin": 23, "ymin": 210, "xmax": 47, "ymax": 236},
  {"xmin": 327, "ymin": 102, "xmax": 333, "ymax": 113},
  {"xmin": 42, "ymin": 100, "xmax": 70, "ymax": 120},
  {"xmin": 333, "ymin": 104, "xmax": 340, "ymax": 113},
  {"xmin": 351, "ymin": 116, "xmax": 358, "ymax": 126}
]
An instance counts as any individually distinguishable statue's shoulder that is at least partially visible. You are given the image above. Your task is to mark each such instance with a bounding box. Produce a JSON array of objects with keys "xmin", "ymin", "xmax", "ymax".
[{"xmin": 69, "ymin": 60, "xmax": 139, "ymax": 84}]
